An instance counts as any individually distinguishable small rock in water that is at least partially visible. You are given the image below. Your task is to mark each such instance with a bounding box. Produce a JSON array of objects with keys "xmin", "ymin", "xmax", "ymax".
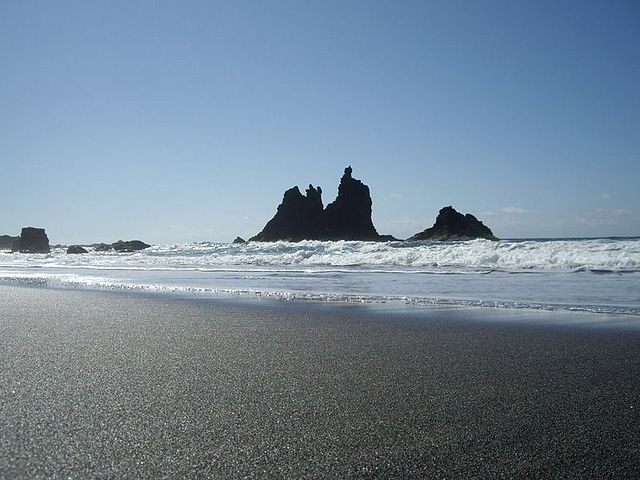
[
  {"xmin": 112, "ymin": 240, "xmax": 151, "ymax": 252},
  {"xmin": 67, "ymin": 245, "xmax": 88, "ymax": 254}
]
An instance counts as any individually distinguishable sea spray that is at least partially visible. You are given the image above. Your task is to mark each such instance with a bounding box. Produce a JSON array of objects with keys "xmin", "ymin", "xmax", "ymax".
[{"xmin": 1, "ymin": 238, "xmax": 639, "ymax": 315}]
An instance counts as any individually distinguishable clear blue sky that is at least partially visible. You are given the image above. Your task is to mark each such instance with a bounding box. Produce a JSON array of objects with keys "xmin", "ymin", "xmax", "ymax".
[{"xmin": 1, "ymin": 0, "xmax": 639, "ymax": 243}]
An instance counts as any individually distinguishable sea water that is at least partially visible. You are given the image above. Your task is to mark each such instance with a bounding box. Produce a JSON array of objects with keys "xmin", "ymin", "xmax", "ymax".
[{"xmin": 1, "ymin": 238, "xmax": 639, "ymax": 316}]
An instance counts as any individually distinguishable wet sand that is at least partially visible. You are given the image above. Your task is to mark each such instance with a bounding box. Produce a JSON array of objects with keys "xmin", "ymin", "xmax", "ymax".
[{"xmin": 1, "ymin": 285, "xmax": 639, "ymax": 478}]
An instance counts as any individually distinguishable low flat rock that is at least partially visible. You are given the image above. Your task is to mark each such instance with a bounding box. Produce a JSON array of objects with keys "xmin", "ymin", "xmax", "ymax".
[
  {"xmin": 0, "ymin": 235, "xmax": 19, "ymax": 250},
  {"xmin": 112, "ymin": 240, "xmax": 151, "ymax": 252}
]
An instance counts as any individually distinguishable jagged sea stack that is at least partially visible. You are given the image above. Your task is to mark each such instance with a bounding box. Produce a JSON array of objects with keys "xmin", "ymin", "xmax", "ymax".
[
  {"xmin": 321, "ymin": 166, "xmax": 381, "ymax": 241},
  {"xmin": 11, "ymin": 227, "xmax": 51, "ymax": 253},
  {"xmin": 408, "ymin": 206, "xmax": 498, "ymax": 241},
  {"xmin": 250, "ymin": 167, "xmax": 395, "ymax": 242},
  {"xmin": 250, "ymin": 185, "xmax": 324, "ymax": 241}
]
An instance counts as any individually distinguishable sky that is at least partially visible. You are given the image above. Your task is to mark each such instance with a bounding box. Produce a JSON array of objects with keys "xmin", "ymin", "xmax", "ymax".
[{"xmin": 1, "ymin": 0, "xmax": 639, "ymax": 244}]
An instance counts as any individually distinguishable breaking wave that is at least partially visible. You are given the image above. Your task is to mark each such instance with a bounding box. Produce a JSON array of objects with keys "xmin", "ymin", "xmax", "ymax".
[
  {"xmin": 1, "ymin": 238, "xmax": 639, "ymax": 273},
  {"xmin": 1, "ymin": 237, "xmax": 639, "ymax": 316}
]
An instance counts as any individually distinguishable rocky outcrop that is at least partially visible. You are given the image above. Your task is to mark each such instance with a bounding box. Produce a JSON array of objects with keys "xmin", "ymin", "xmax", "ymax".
[
  {"xmin": 408, "ymin": 206, "xmax": 498, "ymax": 241},
  {"xmin": 112, "ymin": 240, "xmax": 151, "ymax": 252},
  {"xmin": 11, "ymin": 227, "xmax": 51, "ymax": 253},
  {"xmin": 67, "ymin": 245, "xmax": 88, "ymax": 254},
  {"xmin": 250, "ymin": 167, "xmax": 394, "ymax": 242},
  {"xmin": 91, "ymin": 240, "xmax": 150, "ymax": 252},
  {"xmin": 0, "ymin": 235, "xmax": 19, "ymax": 250},
  {"xmin": 250, "ymin": 185, "xmax": 324, "ymax": 241},
  {"xmin": 232, "ymin": 237, "xmax": 246, "ymax": 244},
  {"xmin": 321, "ymin": 167, "xmax": 382, "ymax": 241}
]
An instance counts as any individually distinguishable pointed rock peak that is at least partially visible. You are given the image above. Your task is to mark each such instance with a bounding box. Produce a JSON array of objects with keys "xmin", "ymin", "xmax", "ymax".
[
  {"xmin": 282, "ymin": 186, "xmax": 300, "ymax": 200},
  {"xmin": 305, "ymin": 184, "xmax": 322, "ymax": 199},
  {"xmin": 323, "ymin": 167, "xmax": 380, "ymax": 240},
  {"xmin": 436, "ymin": 206, "xmax": 463, "ymax": 222},
  {"xmin": 249, "ymin": 182, "xmax": 325, "ymax": 242}
]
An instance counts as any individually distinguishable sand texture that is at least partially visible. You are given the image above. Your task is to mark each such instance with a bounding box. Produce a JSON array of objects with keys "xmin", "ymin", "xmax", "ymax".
[{"xmin": 1, "ymin": 285, "xmax": 639, "ymax": 478}]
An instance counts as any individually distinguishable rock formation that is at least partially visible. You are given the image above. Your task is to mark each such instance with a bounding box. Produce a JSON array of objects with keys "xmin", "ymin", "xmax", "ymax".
[
  {"xmin": 321, "ymin": 167, "xmax": 382, "ymax": 241},
  {"xmin": 408, "ymin": 206, "xmax": 498, "ymax": 241},
  {"xmin": 232, "ymin": 237, "xmax": 246, "ymax": 244},
  {"xmin": 250, "ymin": 185, "xmax": 324, "ymax": 241},
  {"xmin": 0, "ymin": 235, "xmax": 19, "ymax": 250},
  {"xmin": 67, "ymin": 245, "xmax": 88, "ymax": 254},
  {"xmin": 91, "ymin": 240, "xmax": 151, "ymax": 252},
  {"xmin": 11, "ymin": 227, "xmax": 51, "ymax": 253},
  {"xmin": 250, "ymin": 167, "xmax": 395, "ymax": 242},
  {"xmin": 112, "ymin": 240, "xmax": 151, "ymax": 252}
]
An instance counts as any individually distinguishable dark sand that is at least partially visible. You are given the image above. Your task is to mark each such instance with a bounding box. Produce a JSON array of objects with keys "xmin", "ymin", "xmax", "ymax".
[{"xmin": 1, "ymin": 285, "xmax": 639, "ymax": 479}]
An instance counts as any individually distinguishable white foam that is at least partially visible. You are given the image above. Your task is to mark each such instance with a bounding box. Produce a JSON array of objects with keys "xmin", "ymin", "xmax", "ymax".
[
  {"xmin": 2, "ymin": 238, "xmax": 639, "ymax": 316},
  {"xmin": 3, "ymin": 238, "xmax": 637, "ymax": 273}
]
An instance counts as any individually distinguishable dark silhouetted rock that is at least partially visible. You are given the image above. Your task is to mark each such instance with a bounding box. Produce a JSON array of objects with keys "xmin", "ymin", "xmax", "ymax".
[
  {"xmin": 11, "ymin": 227, "xmax": 51, "ymax": 253},
  {"xmin": 250, "ymin": 184, "xmax": 324, "ymax": 242},
  {"xmin": 112, "ymin": 240, "xmax": 151, "ymax": 252},
  {"xmin": 232, "ymin": 237, "xmax": 246, "ymax": 244},
  {"xmin": 322, "ymin": 166, "xmax": 383, "ymax": 241},
  {"xmin": 250, "ymin": 168, "xmax": 396, "ymax": 242},
  {"xmin": 408, "ymin": 206, "xmax": 498, "ymax": 241},
  {"xmin": 0, "ymin": 235, "xmax": 19, "ymax": 250},
  {"xmin": 67, "ymin": 245, "xmax": 88, "ymax": 254},
  {"xmin": 93, "ymin": 243, "xmax": 113, "ymax": 252},
  {"xmin": 250, "ymin": 166, "xmax": 396, "ymax": 242},
  {"xmin": 377, "ymin": 234, "xmax": 399, "ymax": 242}
]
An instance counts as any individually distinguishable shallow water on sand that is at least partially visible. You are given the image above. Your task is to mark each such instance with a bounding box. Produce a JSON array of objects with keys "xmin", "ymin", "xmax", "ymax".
[{"xmin": 1, "ymin": 238, "xmax": 639, "ymax": 316}]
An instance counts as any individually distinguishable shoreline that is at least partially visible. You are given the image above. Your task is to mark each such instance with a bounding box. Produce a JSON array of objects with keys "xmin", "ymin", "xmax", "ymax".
[
  {"xmin": 2, "ymin": 273, "xmax": 640, "ymax": 323},
  {"xmin": 2, "ymin": 236, "xmax": 639, "ymax": 320},
  {"xmin": 1, "ymin": 285, "xmax": 640, "ymax": 478}
]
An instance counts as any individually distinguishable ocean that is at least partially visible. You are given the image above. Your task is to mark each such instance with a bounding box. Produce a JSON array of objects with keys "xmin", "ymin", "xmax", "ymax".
[{"xmin": 1, "ymin": 237, "xmax": 639, "ymax": 316}]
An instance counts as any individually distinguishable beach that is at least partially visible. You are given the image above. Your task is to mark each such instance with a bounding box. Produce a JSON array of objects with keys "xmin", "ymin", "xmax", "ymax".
[{"xmin": 1, "ymin": 285, "xmax": 639, "ymax": 478}]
